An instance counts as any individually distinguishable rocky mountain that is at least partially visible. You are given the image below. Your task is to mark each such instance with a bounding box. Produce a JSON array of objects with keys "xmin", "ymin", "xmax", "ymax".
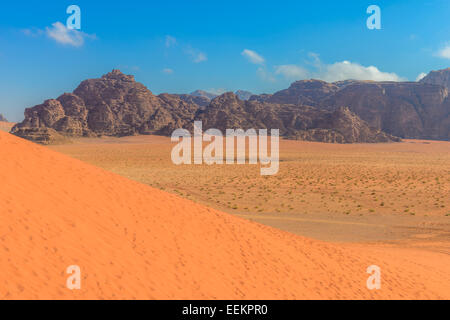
[
  {"xmin": 190, "ymin": 90, "xmax": 218, "ymax": 100},
  {"xmin": 258, "ymin": 69, "xmax": 450, "ymax": 141},
  {"xmin": 249, "ymin": 93, "xmax": 273, "ymax": 103},
  {"xmin": 175, "ymin": 94, "xmax": 211, "ymax": 108},
  {"xmin": 12, "ymin": 70, "xmax": 199, "ymax": 144},
  {"xmin": 12, "ymin": 69, "xmax": 403, "ymax": 144},
  {"xmin": 320, "ymin": 81, "xmax": 450, "ymax": 140},
  {"xmin": 266, "ymin": 80, "xmax": 339, "ymax": 106},
  {"xmin": 235, "ymin": 90, "xmax": 254, "ymax": 101},
  {"xmin": 197, "ymin": 92, "xmax": 399, "ymax": 143},
  {"xmin": 180, "ymin": 89, "xmax": 254, "ymax": 105},
  {"xmin": 0, "ymin": 114, "xmax": 7, "ymax": 122},
  {"xmin": 420, "ymin": 68, "xmax": 450, "ymax": 90}
]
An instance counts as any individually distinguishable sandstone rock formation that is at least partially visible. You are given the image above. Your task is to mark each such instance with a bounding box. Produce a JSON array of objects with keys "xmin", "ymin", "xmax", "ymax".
[
  {"xmin": 175, "ymin": 94, "xmax": 211, "ymax": 108},
  {"xmin": 12, "ymin": 70, "xmax": 199, "ymax": 143},
  {"xmin": 258, "ymin": 69, "xmax": 450, "ymax": 141},
  {"xmin": 420, "ymin": 68, "xmax": 450, "ymax": 90},
  {"xmin": 12, "ymin": 69, "xmax": 403, "ymax": 144},
  {"xmin": 320, "ymin": 81, "xmax": 450, "ymax": 140},
  {"xmin": 266, "ymin": 79, "xmax": 339, "ymax": 106},
  {"xmin": 197, "ymin": 92, "xmax": 399, "ymax": 143},
  {"xmin": 249, "ymin": 93, "xmax": 273, "ymax": 102}
]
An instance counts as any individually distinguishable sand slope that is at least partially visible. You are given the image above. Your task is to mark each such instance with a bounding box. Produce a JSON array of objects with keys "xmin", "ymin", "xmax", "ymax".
[{"xmin": 0, "ymin": 131, "xmax": 449, "ymax": 299}]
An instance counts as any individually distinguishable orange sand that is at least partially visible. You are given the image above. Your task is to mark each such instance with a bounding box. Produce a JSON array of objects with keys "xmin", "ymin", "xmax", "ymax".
[{"xmin": 0, "ymin": 131, "xmax": 449, "ymax": 299}]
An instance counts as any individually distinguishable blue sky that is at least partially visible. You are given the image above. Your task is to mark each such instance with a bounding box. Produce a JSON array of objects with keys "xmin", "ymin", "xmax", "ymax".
[{"xmin": 0, "ymin": 0, "xmax": 449, "ymax": 121}]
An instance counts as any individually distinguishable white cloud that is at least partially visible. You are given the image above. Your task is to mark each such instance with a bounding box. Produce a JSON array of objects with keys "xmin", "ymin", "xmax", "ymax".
[
  {"xmin": 416, "ymin": 72, "xmax": 427, "ymax": 81},
  {"xmin": 162, "ymin": 68, "xmax": 174, "ymax": 74},
  {"xmin": 275, "ymin": 65, "xmax": 309, "ymax": 80},
  {"xmin": 271, "ymin": 56, "xmax": 405, "ymax": 82},
  {"xmin": 185, "ymin": 46, "xmax": 207, "ymax": 63},
  {"xmin": 45, "ymin": 22, "xmax": 95, "ymax": 47},
  {"xmin": 257, "ymin": 67, "xmax": 276, "ymax": 82},
  {"xmin": 165, "ymin": 35, "xmax": 177, "ymax": 48},
  {"xmin": 241, "ymin": 49, "xmax": 265, "ymax": 65},
  {"xmin": 316, "ymin": 61, "xmax": 406, "ymax": 82},
  {"xmin": 436, "ymin": 44, "xmax": 450, "ymax": 59},
  {"xmin": 21, "ymin": 28, "xmax": 44, "ymax": 37}
]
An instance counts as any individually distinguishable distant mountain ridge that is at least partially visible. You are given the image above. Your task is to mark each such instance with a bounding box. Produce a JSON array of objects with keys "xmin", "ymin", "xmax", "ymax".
[
  {"xmin": 235, "ymin": 90, "xmax": 254, "ymax": 101},
  {"xmin": 248, "ymin": 68, "xmax": 450, "ymax": 140},
  {"xmin": 0, "ymin": 114, "xmax": 7, "ymax": 122},
  {"xmin": 177, "ymin": 89, "xmax": 254, "ymax": 107},
  {"xmin": 12, "ymin": 67, "xmax": 450, "ymax": 144},
  {"xmin": 196, "ymin": 92, "xmax": 398, "ymax": 143},
  {"xmin": 190, "ymin": 90, "xmax": 218, "ymax": 100}
]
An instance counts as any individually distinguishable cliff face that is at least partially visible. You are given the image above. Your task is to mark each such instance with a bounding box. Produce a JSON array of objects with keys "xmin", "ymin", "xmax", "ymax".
[
  {"xmin": 256, "ymin": 69, "xmax": 450, "ymax": 141},
  {"xmin": 320, "ymin": 81, "xmax": 450, "ymax": 140},
  {"xmin": 266, "ymin": 80, "xmax": 339, "ymax": 106},
  {"xmin": 196, "ymin": 92, "xmax": 399, "ymax": 143}
]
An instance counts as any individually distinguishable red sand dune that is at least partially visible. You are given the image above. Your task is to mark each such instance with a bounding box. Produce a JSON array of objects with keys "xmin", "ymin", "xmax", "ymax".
[{"xmin": 0, "ymin": 130, "xmax": 449, "ymax": 299}]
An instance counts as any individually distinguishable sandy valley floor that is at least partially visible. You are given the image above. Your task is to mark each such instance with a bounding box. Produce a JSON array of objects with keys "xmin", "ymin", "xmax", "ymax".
[{"xmin": 49, "ymin": 135, "xmax": 450, "ymax": 253}]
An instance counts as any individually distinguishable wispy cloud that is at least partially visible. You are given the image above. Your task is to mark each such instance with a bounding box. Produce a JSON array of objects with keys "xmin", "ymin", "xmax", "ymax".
[
  {"xmin": 416, "ymin": 72, "xmax": 427, "ymax": 81},
  {"xmin": 185, "ymin": 46, "xmax": 207, "ymax": 63},
  {"xmin": 21, "ymin": 28, "xmax": 44, "ymax": 37},
  {"xmin": 45, "ymin": 22, "xmax": 96, "ymax": 47},
  {"xmin": 257, "ymin": 67, "xmax": 276, "ymax": 82},
  {"xmin": 162, "ymin": 68, "xmax": 174, "ymax": 74},
  {"xmin": 436, "ymin": 44, "xmax": 450, "ymax": 59},
  {"xmin": 271, "ymin": 52, "xmax": 405, "ymax": 82},
  {"xmin": 241, "ymin": 49, "xmax": 265, "ymax": 65},
  {"xmin": 275, "ymin": 65, "xmax": 309, "ymax": 80},
  {"xmin": 23, "ymin": 22, "xmax": 96, "ymax": 47},
  {"xmin": 270, "ymin": 54, "xmax": 405, "ymax": 82},
  {"xmin": 165, "ymin": 35, "xmax": 177, "ymax": 48},
  {"xmin": 164, "ymin": 37, "xmax": 207, "ymax": 64},
  {"xmin": 316, "ymin": 60, "xmax": 406, "ymax": 82}
]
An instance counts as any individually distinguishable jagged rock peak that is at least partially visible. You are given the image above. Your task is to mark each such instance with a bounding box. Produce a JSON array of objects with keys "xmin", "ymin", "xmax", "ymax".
[
  {"xmin": 101, "ymin": 69, "xmax": 135, "ymax": 82},
  {"xmin": 210, "ymin": 92, "xmax": 240, "ymax": 103},
  {"xmin": 420, "ymin": 67, "xmax": 450, "ymax": 89}
]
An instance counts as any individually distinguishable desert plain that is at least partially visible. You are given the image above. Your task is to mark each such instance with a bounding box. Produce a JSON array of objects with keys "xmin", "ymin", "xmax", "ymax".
[{"xmin": 50, "ymin": 135, "xmax": 450, "ymax": 248}]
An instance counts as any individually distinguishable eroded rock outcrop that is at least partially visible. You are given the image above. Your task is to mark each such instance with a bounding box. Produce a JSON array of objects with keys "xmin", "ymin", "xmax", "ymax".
[
  {"xmin": 258, "ymin": 69, "xmax": 450, "ymax": 141},
  {"xmin": 420, "ymin": 68, "xmax": 450, "ymax": 90},
  {"xmin": 197, "ymin": 93, "xmax": 399, "ymax": 143},
  {"xmin": 12, "ymin": 70, "xmax": 402, "ymax": 144},
  {"xmin": 12, "ymin": 70, "xmax": 198, "ymax": 142},
  {"xmin": 320, "ymin": 81, "xmax": 450, "ymax": 140}
]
